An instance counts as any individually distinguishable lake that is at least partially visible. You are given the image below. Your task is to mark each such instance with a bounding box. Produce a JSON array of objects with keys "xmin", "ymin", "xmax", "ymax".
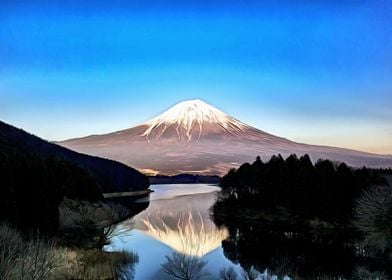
[
  {"xmin": 105, "ymin": 184, "xmax": 366, "ymax": 279},
  {"xmin": 105, "ymin": 184, "xmax": 245, "ymax": 279}
]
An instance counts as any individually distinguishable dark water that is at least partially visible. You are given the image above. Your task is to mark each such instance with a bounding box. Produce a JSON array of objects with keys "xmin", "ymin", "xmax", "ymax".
[{"xmin": 105, "ymin": 184, "xmax": 246, "ymax": 279}]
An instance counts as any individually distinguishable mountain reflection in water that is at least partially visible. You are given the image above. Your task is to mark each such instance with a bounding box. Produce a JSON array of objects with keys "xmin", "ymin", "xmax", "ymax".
[
  {"xmin": 106, "ymin": 183, "xmax": 384, "ymax": 279},
  {"xmin": 106, "ymin": 184, "xmax": 240, "ymax": 279},
  {"xmin": 142, "ymin": 211, "xmax": 228, "ymax": 257}
]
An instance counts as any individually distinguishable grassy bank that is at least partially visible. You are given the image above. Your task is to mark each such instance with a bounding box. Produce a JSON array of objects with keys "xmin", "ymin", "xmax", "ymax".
[{"xmin": 0, "ymin": 198, "xmax": 138, "ymax": 280}]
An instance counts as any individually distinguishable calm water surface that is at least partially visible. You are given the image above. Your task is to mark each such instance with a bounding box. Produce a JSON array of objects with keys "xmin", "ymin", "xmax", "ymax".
[{"xmin": 105, "ymin": 184, "xmax": 242, "ymax": 279}]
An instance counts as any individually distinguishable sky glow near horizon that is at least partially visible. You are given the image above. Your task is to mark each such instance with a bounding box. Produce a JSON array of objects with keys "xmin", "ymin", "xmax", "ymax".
[{"xmin": 0, "ymin": 0, "xmax": 391, "ymax": 154}]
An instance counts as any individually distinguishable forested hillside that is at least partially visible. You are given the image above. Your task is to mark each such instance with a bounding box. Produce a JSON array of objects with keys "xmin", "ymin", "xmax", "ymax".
[
  {"xmin": 0, "ymin": 121, "xmax": 149, "ymax": 231},
  {"xmin": 0, "ymin": 121, "xmax": 149, "ymax": 193}
]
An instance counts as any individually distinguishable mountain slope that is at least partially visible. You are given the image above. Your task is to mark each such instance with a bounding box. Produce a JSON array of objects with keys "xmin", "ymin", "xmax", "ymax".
[
  {"xmin": 0, "ymin": 121, "xmax": 149, "ymax": 192},
  {"xmin": 59, "ymin": 99, "xmax": 392, "ymax": 175}
]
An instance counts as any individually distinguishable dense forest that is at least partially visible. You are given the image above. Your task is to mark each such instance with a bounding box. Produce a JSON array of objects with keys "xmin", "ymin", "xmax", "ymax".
[
  {"xmin": 217, "ymin": 154, "xmax": 387, "ymax": 223},
  {"xmin": 213, "ymin": 154, "xmax": 392, "ymax": 277}
]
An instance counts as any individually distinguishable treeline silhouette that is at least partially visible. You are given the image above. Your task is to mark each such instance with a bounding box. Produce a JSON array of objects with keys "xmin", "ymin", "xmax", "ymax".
[{"xmin": 218, "ymin": 154, "xmax": 388, "ymax": 223}]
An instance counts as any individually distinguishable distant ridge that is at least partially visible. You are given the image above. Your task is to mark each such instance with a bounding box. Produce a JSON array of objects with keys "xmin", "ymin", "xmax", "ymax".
[
  {"xmin": 60, "ymin": 99, "xmax": 392, "ymax": 175},
  {"xmin": 149, "ymin": 174, "xmax": 221, "ymax": 185}
]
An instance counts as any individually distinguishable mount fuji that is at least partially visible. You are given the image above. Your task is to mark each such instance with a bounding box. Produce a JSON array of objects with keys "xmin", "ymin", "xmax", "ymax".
[{"xmin": 59, "ymin": 99, "xmax": 392, "ymax": 175}]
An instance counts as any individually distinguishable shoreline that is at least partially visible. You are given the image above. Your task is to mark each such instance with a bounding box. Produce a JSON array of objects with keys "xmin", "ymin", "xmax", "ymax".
[{"xmin": 103, "ymin": 189, "xmax": 153, "ymax": 198}]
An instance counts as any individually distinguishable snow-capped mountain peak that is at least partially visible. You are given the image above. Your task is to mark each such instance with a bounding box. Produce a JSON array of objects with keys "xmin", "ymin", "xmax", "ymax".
[
  {"xmin": 59, "ymin": 99, "xmax": 392, "ymax": 175},
  {"xmin": 142, "ymin": 99, "xmax": 247, "ymax": 142}
]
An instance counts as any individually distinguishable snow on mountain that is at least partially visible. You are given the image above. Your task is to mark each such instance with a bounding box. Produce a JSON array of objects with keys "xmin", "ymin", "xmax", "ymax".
[
  {"xmin": 59, "ymin": 99, "xmax": 392, "ymax": 175},
  {"xmin": 142, "ymin": 99, "xmax": 248, "ymax": 142}
]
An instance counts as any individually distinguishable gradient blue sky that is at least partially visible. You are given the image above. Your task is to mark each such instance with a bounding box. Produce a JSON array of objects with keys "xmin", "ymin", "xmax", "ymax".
[{"xmin": 1, "ymin": 0, "xmax": 391, "ymax": 154}]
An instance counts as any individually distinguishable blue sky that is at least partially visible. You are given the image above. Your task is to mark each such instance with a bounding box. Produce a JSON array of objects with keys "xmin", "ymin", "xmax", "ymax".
[{"xmin": 0, "ymin": 0, "xmax": 391, "ymax": 153}]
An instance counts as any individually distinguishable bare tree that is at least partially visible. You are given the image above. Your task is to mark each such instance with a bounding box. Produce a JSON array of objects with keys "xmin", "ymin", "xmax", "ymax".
[
  {"xmin": 220, "ymin": 266, "xmax": 238, "ymax": 280},
  {"xmin": 160, "ymin": 252, "xmax": 209, "ymax": 280},
  {"xmin": 354, "ymin": 186, "xmax": 392, "ymax": 255}
]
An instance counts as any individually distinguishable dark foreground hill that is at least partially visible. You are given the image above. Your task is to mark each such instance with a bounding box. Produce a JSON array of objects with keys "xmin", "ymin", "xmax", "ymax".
[
  {"xmin": 0, "ymin": 120, "xmax": 149, "ymax": 231},
  {"xmin": 0, "ymin": 121, "xmax": 149, "ymax": 193}
]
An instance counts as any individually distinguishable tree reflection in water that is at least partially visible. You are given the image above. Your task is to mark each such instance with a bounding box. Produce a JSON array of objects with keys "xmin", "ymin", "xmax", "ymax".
[
  {"xmin": 160, "ymin": 255, "xmax": 291, "ymax": 280},
  {"xmin": 160, "ymin": 252, "xmax": 210, "ymax": 280},
  {"xmin": 216, "ymin": 219, "xmax": 358, "ymax": 279}
]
